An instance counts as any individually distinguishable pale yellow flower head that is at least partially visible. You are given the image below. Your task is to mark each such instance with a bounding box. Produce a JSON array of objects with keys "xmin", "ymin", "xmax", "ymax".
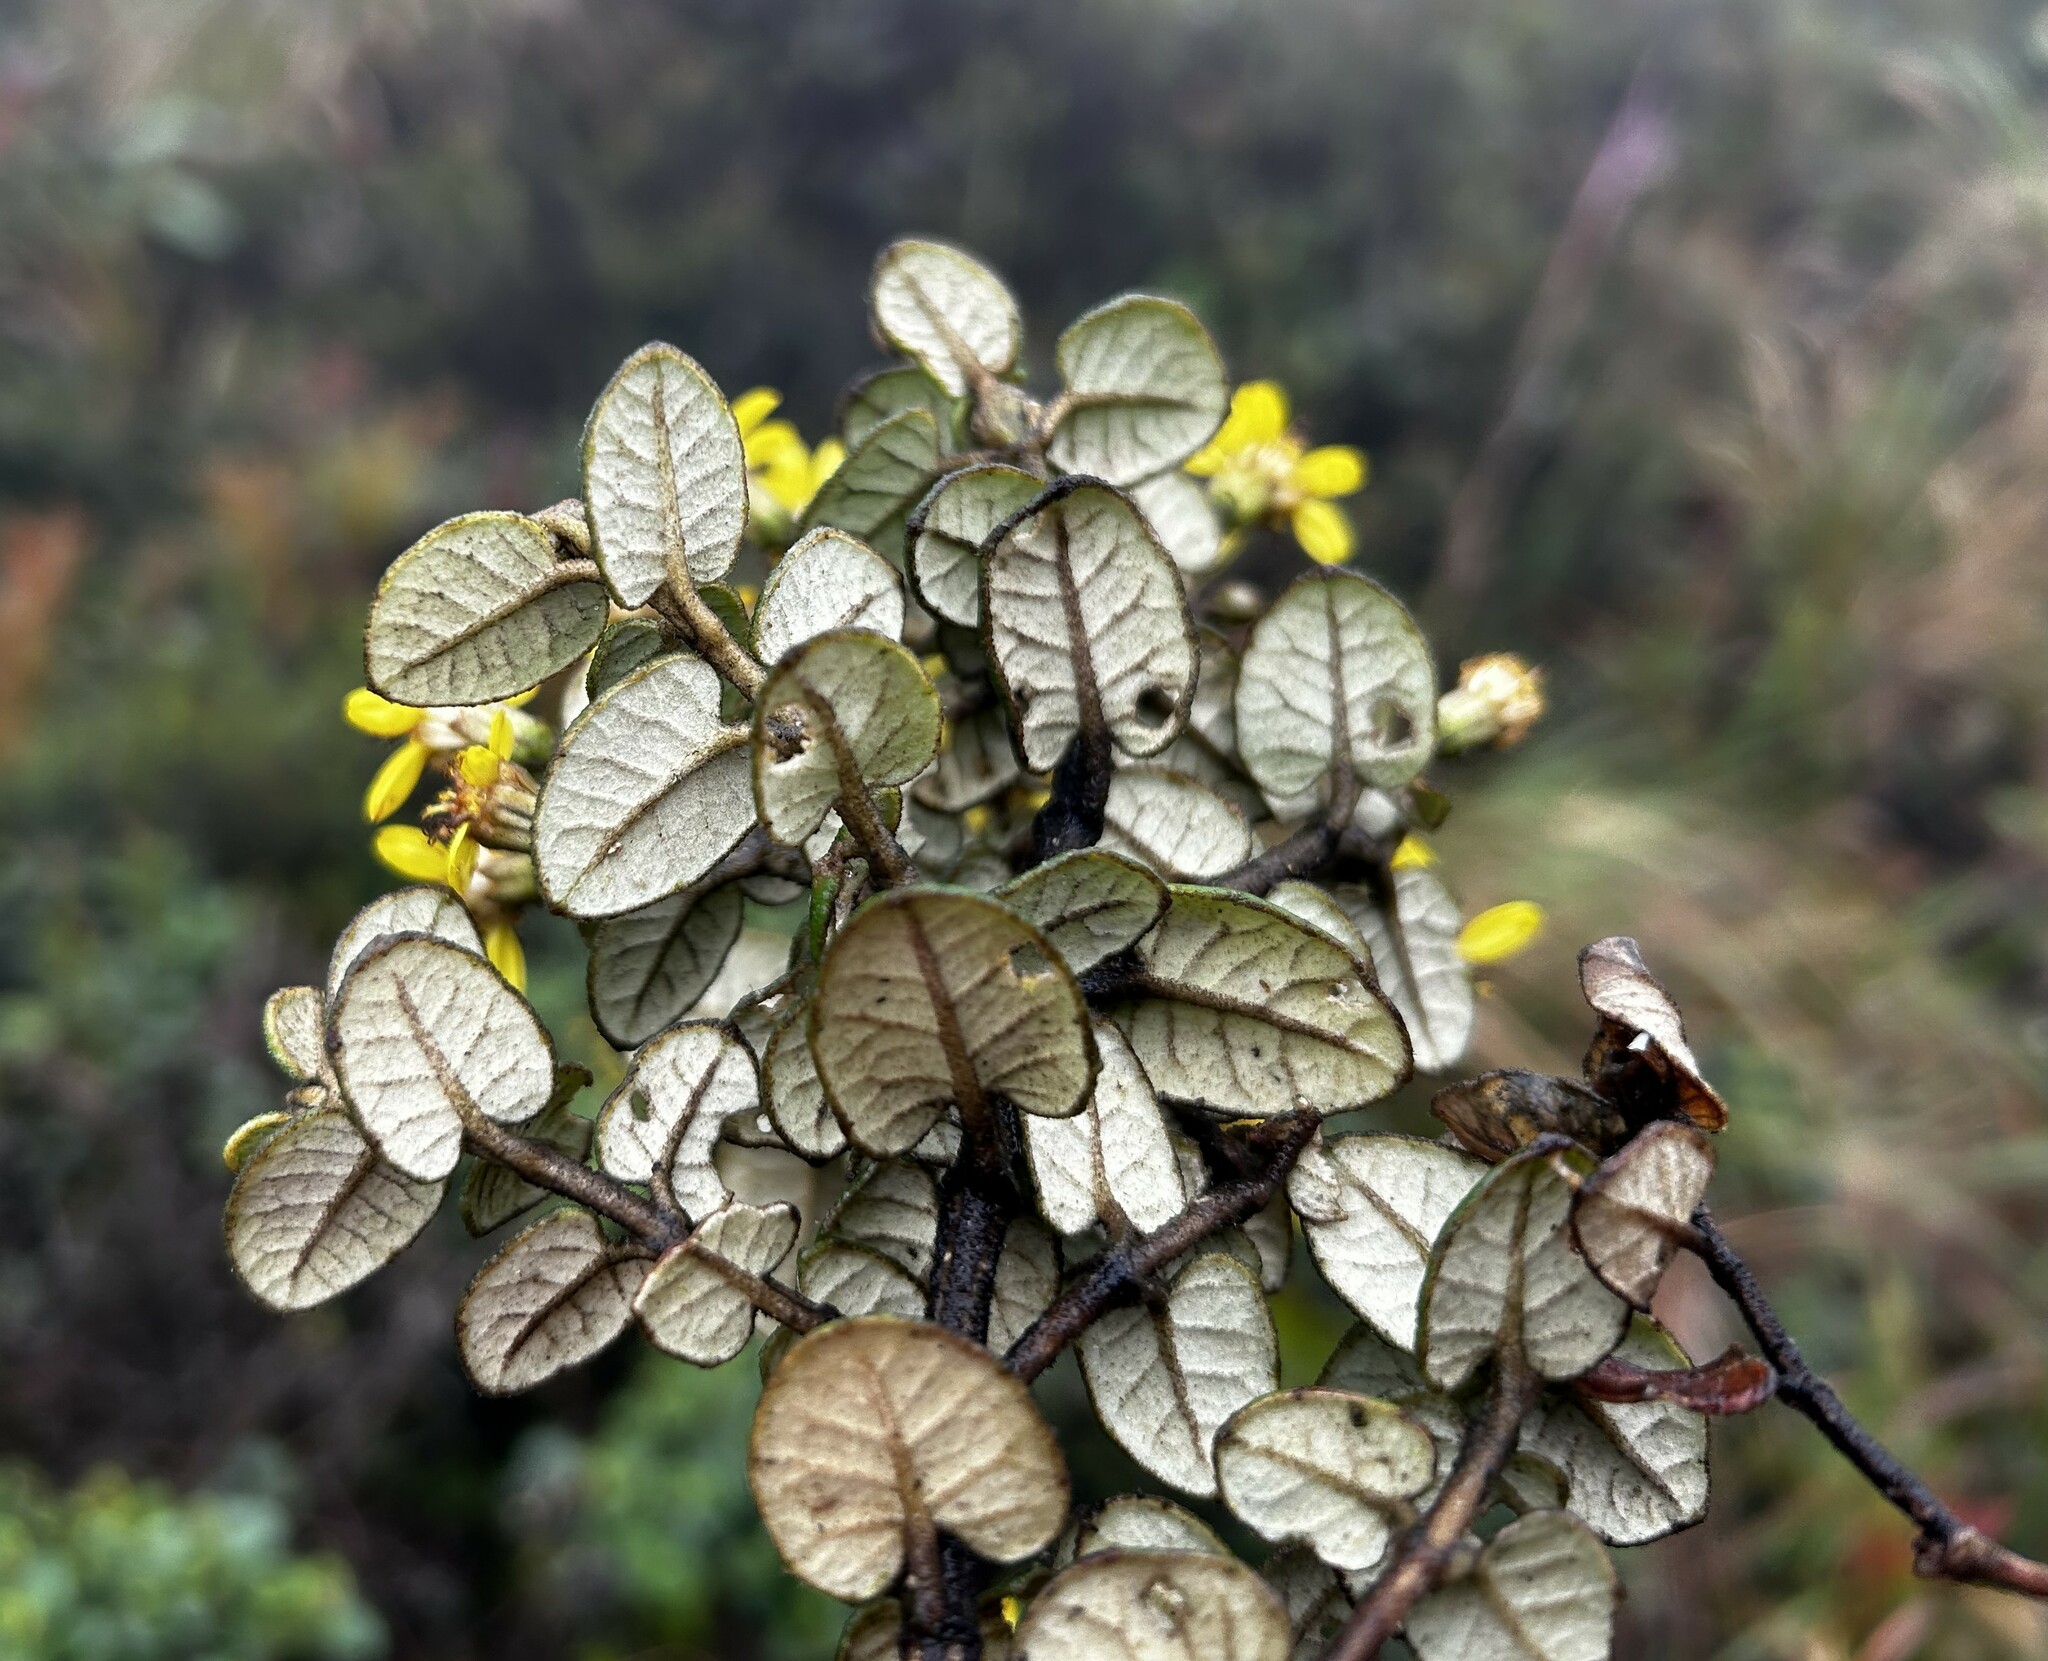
[
  {"xmin": 1437, "ymin": 653, "xmax": 1547, "ymax": 755},
  {"xmin": 1184, "ymin": 380, "xmax": 1368, "ymax": 566}
]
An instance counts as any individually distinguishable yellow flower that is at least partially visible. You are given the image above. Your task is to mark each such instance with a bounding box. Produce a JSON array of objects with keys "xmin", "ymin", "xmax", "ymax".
[
  {"xmin": 1437, "ymin": 654, "xmax": 1547, "ymax": 755},
  {"xmin": 482, "ymin": 917, "xmax": 527, "ymax": 991},
  {"xmin": 1184, "ymin": 380, "xmax": 1367, "ymax": 566},
  {"xmin": 1390, "ymin": 834, "xmax": 1438, "ymax": 870},
  {"xmin": 736, "ymin": 387, "xmax": 846, "ymax": 541},
  {"xmin": 1457, "ymin": 902, "xmax": 1546, "ymax": 966},
  {"xmin": 373, "ymin": 822, "xmax": 478, "ymax": 893},
  {"xmin": 347, "ymin": 690, "xmax": 548, "ymax": 823}
]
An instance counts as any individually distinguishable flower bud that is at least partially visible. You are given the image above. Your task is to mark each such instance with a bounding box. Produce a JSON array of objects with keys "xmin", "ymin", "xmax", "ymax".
[{"xmin": 1436, "ymin": 653, "xmax": 1545, "ymax": 755}]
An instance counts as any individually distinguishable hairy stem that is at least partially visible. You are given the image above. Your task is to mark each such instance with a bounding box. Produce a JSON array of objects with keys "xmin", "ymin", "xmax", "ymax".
[
  {"xmin": 657, "ymin": 557, "xmax": 766, "ymax": 699},
  {"xmin": 1026, "ymin": 720, "xmax": 1114, "ymax": 866},
  {"xmin": 1693, "ymin": 1207, "xmax": 2048, "ymax": 1598},
  {"xmin": 1005, "ymin": 1114, "xmax": 1318, "ymax": 1382},
  {"xmin": 1326, "ymin": 1352, "xmax": 1542, "ymax": 1661},
  {"xmin": 1216, "ymin": 819, "xmax": 1340, "ymax": 895}
]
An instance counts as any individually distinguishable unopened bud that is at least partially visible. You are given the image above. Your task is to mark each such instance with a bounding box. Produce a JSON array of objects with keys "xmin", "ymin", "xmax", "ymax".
[{"xmin": 1436, "ymin": 653, "xmax": 1545, "ymax": 755}]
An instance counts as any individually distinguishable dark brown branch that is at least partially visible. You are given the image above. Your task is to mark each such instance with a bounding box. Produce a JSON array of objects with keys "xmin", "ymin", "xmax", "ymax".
[
  {"xmin": 1005, "ymin": 1114, "xmax": 1318, "ymax": 1382},
  {"xmin": 1215, "ymin": 819, "xmax": 1339, "ymax": 895},
  {"xmin": 1326, "ymin": 1352, "xmax": 1542, "ymax": 1661},
  {"xmin": 1693, "ymin": 1207, "xmax": 2048, "ymax": 1598},
  {"xmin": 657, "ymin": 552, "xmax": 765, "ymax": 699}
]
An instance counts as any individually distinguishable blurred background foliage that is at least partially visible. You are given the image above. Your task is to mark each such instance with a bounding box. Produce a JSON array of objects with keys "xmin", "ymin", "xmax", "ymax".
[{"xmin": 4, "ymin": 0, "xmax": 2048, "ymax": 1656}]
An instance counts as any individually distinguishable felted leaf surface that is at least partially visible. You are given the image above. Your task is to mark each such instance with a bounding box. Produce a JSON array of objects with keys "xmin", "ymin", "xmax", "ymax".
[
  {"xmin": 840, "ymin": 363, "xmax": 960, "ymax": 451},
  {"xmin": 365, "ymin": 511, "xmax": 608, "ymax": 705},
  {"xmin": 997, "ymin": 849, "xmax": 1169, "ymax": 976},
  {"xmin": 1235, "ymin": 571, "xmax": 1436, "ymax": 802},
  {"xmin": 811, "ymin": 889, "xmax": 1096, "ymax": 1156},
  {"xmin": 983, "ymin": 481, "xmax": 1197, "ymax": 771},
  {"xmin": 1109, "ymin": 888, "xmax": 1410, "ymax": 1119},
  {"xmin": 1100, "ymin": 768, "xmax": 1255, "ymax": 881},
  {"xmin": 1243, "ymin": 1194, "xmax": 1293, "ymax": 1293},
  {"xmin": 1333, "ymin": 870, "xmax": 1474, "ymax": 1075},
  {"xmin": 262, "ymin": 986, "xmax": 325, "ymax": 1083},
  {"xmin": 457, "ymin": 1208, "xmax": 648, "ymax": 1394},
  {"xmin": 1263, "ymin": 882, "xmax": 1371, "ymax": 962},
  {"xmin": 1316, "ymin": 1325, "xmax": 1469, "ymax": 1508},
  {"xmin": 1132, "ymin": 470, "xmax": 1225, "ymax": 577},
  {"xmin": 329, "ymin": 935, "xmax": 554, "ymax": 1182},
  {"xmin": 634, "ymin": 1200, "xmax": 800, "ymax": 1366},
  {"xmin": 587, "ymin": 616, "xmax": 674, "ymax": 700},
  {"xmin": 869, "ymin": 240, "xmax": 1022, "ymax": 398},
  {"xmin": 1077, "ymin": 1252, "xmax": 1277, "ymax": 1497},
  {"xmin": 1403, "ymin": 1510, "xmax": 1618, "ymax": 1661},
  {"xmin": 460, "ymin": 1088, "xmax": 594, "ymax": 1237},
  {"xmin": 799, "ymin": 1238, "xmax": 926, "ymax": 1318},
  {"xmin": 1263, "ymin": 1545, "xmax": 1353, "ymax": 1661},
  {"xmin": 533, "ymin": 653, "xmax": 755, "ymax": 918},
  {"xmin": 1571, "ymin": 1123, "xmax": 1715, "ymax": 1309},
  {"xmin": 1073, "ymin": 1496, "xmax": 1228, "ymax": 1561},
  {"xmin": 1578, "ymin": 936, "xmax": 1728, "ymax": 1130},
  {"xmin": 586, "ymin": 882, "xmax": 744, "ymax": 1050},
  {"xmin": 1046, "ymin": 296, "xmax": 1228, "ymax": 486},
  {"xmin": 753, "ymin": 631, "xmax": 942, "ymax": 844},
  {"xmin": 751, "ymin": 527, "xmax": 904, "ymax": 666},
  {"xmin": 803, "ymin": 408, "xmax": 944, "ymax": 557},
  {"xmin": 1025, "ymin": 1020, "xmax": 1186, "ymax": 1236},
  {"xmin": 988, "ymin": 1216, "xmax": 1061, "ymax": 1356},
  {"xmin": 758, "ymin": 999, "xmax": 845, "ymax": 1160},
  {"xmin": 914, "ymin": 705, "xmax": 1023, "ymax": 814},
  {"xmin": 826, "ymin": 1160, "xmax": 938, "ymax": 1281},
  {"xmin": 1431, "ymin": 1070, "xmax": 1630, "ymax": 1164},
  {"xmin": 749, "ymin": 1316, "xmax": 1068, "ymax": 1600},
  {"xmin": 582, "ymin": 343, "xmax": 748, "ymax": 604},
  {"xmin": 1014, "ymin": 1550, "xmax": 1290, "ymax": 1661},
  {"xmin": 1418, "ymin": 1143, "xmax": 1629, "ymax": 1390},
  {"xmin": 594, "ymin": 1021, "xmax": 754, "ymax": 1221},
  {"xmin": 225, "ymin": 1108, "xmax": 444, "ymax": 1312},
  {"xmin": 1520, "ymin": 1316, "xmax": 1708, "ymax": 1545},
  {"xmin": 1215, "ymin": 1389, "xmax": 1437, "ymax": 1572},
  {"xmin": 1287, "ymin": 1134, "xmax": 1488, "ymax": 1349},
  {"xmin": 907, "ymin": 463, "xmax": 1043, "ymax": 626},
  {"xmin": 326, "ymin": 887, "xmax": 482, "ymax": 1002}
]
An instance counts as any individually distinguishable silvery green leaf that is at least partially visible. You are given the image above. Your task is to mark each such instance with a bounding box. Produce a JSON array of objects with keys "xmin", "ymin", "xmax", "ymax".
[
  {"xmin": 1520, "ymin": 1316, "xmax": 1708, "ymax": 1546},
  {"xmin": 1287, "ymin": 1134, "xmax": 1488, "ymax": 1349},
  {"xmin": 1025, "ymin": 1020, "xmax": 1185, "ymax": 1237},
  {"xmin": 593, "ymin": 1021, "xmax": 753, "ymax": 1221},
  {"xmin": 869, "ymin": 239, "xmax": 1022, "ymax": 399},
  {"xmin": 900, "ymin": 796, "xmax": 964, "ymax": 877},
  {"xmin": 1236, "ymin": 571, "xmax": 1437, "ymax": 803},
  {"xmin": 753, "ymin": 631, "xmax": 942, "ymax": 845},
  {"xmin": 749, "ymin": 1317, "xmax": 1068, "ymax": 1600},
  {"xmin": 1317, "ymin": 1325, "xmax": 1468, "ymax": 1508},
  {"xmin": 1578, "ymin": 936, "xmax": 1728, "ymax": 1131},
  {"xmin": 1015, "ymin": 1551, "xmax": 1290, "ymax": 1661},
  {"xmin": 1244, "ymin": 1192, "xmax": 1293, "ymax": 1293},
  {"xmin": 1131, "ymin": 469, "xmax": 1226, "ymax": 577},
  {"xmin": 1108, "ymin": 888, "xmax": 1410, "ymax": 1119},
  {"xmin": 840, "ymin": 363, "xmax": 961, "ymax": 451},
  {"xmin": 364, "ymin": 511, "xmax": 608, "ymax": 706},
  {"xmin": 751, "ymin": 527, "xmax": 904, "ymax": 666},
  {"xmin": 1149, "ymin": 632, "xmax": 1261, "ymax": 813},
  {"xmin": 1332, "ymin": 870, "xmax": 1473, "ymax": 1074},
  {"xmin": 998, "ymin": 849, "xmax": 1169, "ymax": 976},
  {"xmin": 762, "ymin": 1000, "xmax": 845, "ymax": 1160},
  {"xmin": 1046, "ymin": 295, "xmax": 1228, "ymax": 486},
  {"xmin": 1100, "ymin": 767, "xmax": 1254, "ymax": 881},
  {"xmin": 914, "ymin": 704, "xmax": 1022, "ymax": 813},
  {"xmin": 1263, "ymin": 1545, "xmax": 1352, "ymax": 1661},
  {"xmin": 1077, "ymin": 1252, "xmax": 1277, "ymax": 1497},
  {"xmin": 587, "ymin": 616, "xmax": 675, "ymax": 700},
  {"xmin": 460, "ymin": 1084, "xmax": 594, "ymax": 1237},
  {"xmin": 262, "ymin": 986, "xmax": 324, "ymax": 1083},
  {"xmin": 1264, "ymin": 882, "xmax": 1371, "ymax": 962},
  {"xmin": 326, "ymin": 886, "xmax": 481, "ymax": 1002},
  {"xmin": 533, "ymin": 653, "xmax": 755, "ymax": 918},
  {"xmin": 802, "ymin": 408, "xmax": 945, "ymax": 559},
  {"xmin": 1073, "ymin": 1495, "xmax": 1227, "ymax": 1560},
  {"xmin": 1431, "ymin": 1070, "xmax": 1631, "ymax": 1164},
  {"xmin": 693, "ymin": 926, "xmax": 799, "ymax": 1020},
  {"xmin": 224, "ymin": 1108, "xmax": 444, "ymax": 1312},
  {"xmin": 456, "ymin": 1208, "xmax": 648, "ymax": 1394},
  {"xmin": 812, "ymin": 889, "xmax": 1096, "ymax": 1156},
  {"xmin": 1571, "ymin": 1123, "xmax": 1715, "ymax": 1309},
  {"xmin": 1418, "ymin": 1144, "xmax": 1630, "ymax": 1391},
  {"xmin": 1214, "ymin": 1388, "xmax": 1437, "ymax": 1572},
  {"xmin": 825, "ymin": 1160, "xmax": 938, "ymax": 1281},
  {"xmin": 586, "ymin": 882, "xmax": 744, "ymax": 1050},
  {"xmin": 988, "ymin": 1216, "xmax": 1061, "ymax": 1355},
  {"xmin": 329, "ymin": 934, "xmax": 554, "ymax": 1182},
  {"xmin": 984, "ymin": 481, "xmax": 1198, "ymax": 771},
  {"xmin": 798, "ymin": 1237, "xmax": 926, "ymax": 1318},
  {"xmin": 582, "ymin": 343, "xmax": 748, "ymax": 604},
  {"xmin": 907, "ymin": 463, "xmax": 1044, "ymax": 626},
  {"xmin": 1403, "ymin": 1510, "xmax": 1617, "ymax": 1661},
  {"xmin": 633, "ymin": 1199, "xmax": 800, "ymax": 1366}
]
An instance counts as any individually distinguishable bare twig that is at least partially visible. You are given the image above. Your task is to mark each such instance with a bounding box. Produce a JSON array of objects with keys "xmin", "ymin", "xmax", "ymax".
[
  {"xmin": 1215, "ymin": 819, "xmax": 1340, "ymax": 895},
  {"xmin": 1693, "ymin": 1207, "xmax": 2048, "ymax": 1598}
]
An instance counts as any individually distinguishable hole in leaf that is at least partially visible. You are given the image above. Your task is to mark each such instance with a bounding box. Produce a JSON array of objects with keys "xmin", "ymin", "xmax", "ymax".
[
  {"xmin": 630, "ymin": 1088, "xmax": 652, "ymax": 1123},
  {"xmin": 1131, "ymin": 684, "xmax": 1177, "ymax": 734},
  {"xmin": 1367, "ymin": 698, "xmax": 1414, "ymax": 749},
  {"xmin": 1009, "ymin": 943, "xmax": 1051, "ymax": 980}
]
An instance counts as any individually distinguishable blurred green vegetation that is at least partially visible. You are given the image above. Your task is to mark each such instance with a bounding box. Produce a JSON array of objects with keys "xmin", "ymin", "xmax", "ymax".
[{"xmin": 6, "ymin": 0, "xmax": 2048, "ymax": 1657}]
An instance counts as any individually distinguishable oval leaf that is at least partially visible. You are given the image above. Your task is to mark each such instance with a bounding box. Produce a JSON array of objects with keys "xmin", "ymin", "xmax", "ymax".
[
  {"xmin": 1025, "ymin": 1020, "xmax": 1187, "ymax": 1236},
  {"xmin": 262, "ymin": 986, "xmax": 324, "ymax": 1083},
  {"xmin": 593, "ymin": 1021, "xmax": 753, "ymax": 1222},
  {"xmin": 460, "ymin": 1080, "xmax": 594, "ymax": 1237},
  {"xmin": 634, "ymin": 1200, "xmax": 801, "ymax": 1366},
  {"xmin": 457, "ymin": 1208, "xmax": 648, "ymax": 1394},
  {"xmin": 1333, "ymin": 869, "xmax": 1474, "ymax": 1074},
  {"xmin": 1578, "ymin": 935, "xmax": 1728, "ymax": 1130},
  {"xmin": 996, "ymin": 849, "xmax": 1168, "ymax": 976},
  {"xmin": 799, "ymin": 1237, "xmax": 926, "ymax": 1318},
  {"xmin": 1317, "ymin": 1325, "xmax": 1469, "ymax": 1508},
  {"xmin": 1404, "ymin": 1510, "xmax": 1618, "ymax": 1661},
  {"xmin": 1131, "ymin": 469, "xmax": 1225, "ymax": 577},
  {"xmin": 812, "ymin": 889, "xmax": 1096, "ymax": 1156},
  {"xmin": 824, "ymin": 1160, "xmax": 939, "ymax": 1281},
  {"xmin": 988, "ymin": 1216, "xmax": 1061, "ymax": 1356},
  {"xmin": 1046, "ymin": 295, "xmax": 1228, "ymax": 486},
  {"xmin": 326, "ymin": 886, "xmax": 482, "ymax": 1003},
  {"xmin": 907, "ymin": 463, "xmax": 1043, "ymax": 627},
  {"xmin": 1015, "ymin": 1551, "xmax": 1290, "ymax": 1661},
  {"xmin": 364, "ymin": 511, "xmax": 608, "ymax": 705},
  {"xmin": 802, "ymin": 408, "xmax": 944, "ymax": 558},
  {"xmin": 1101, "ymin": 767, "xmax": 1254, "ymax": 881},
  {"xmin": 751, "ymin": 527, "xmax": 904, "ymax": 666},
  {"xmin": 582, "ymin": 343, "xmax": 748, "ymax": 605},
  {"xmin": 587, "ymin": 616, "xmax": 674, "ymax": 700},
  {"xmin": 1072, "ymin": 1495, "xmax": 1227, "ymax": 1561},
  {"xmin": 869, "ymin": 239, "xmax": 1021, "ymax": 399},
  {"xmin": 1264, "ymin": 881, "xmax": 1372, "ymax": 962},
  {"xmin": 587, "ymin": 882, "xmax": 745, "ymax": 1050},
  {"xmin": 840, "ymin": 363, "xmax": 960, "ymax": 451},
  {"xmin": 1571, "ymin": 1122, "xmax": 1715, "ymax": 1309},
  {"xmin": 225, "ymin": 1109, "xmax": 444, "ymax": 1312},
  {"xmin": 748, "ymin": 1316, "xmax": 1068, "ymax": 1600}
]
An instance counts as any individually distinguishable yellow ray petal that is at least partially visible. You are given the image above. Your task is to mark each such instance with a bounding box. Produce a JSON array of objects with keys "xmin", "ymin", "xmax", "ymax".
[
  {"xmin": 458, "ymin": 745, "xmax": 502, "ymax": 789},
  {"xmin": 1457, "ymin": 901, "xmax": 1546, "ymax": 966},
  {"xmin": 445, "ymin": 823, "xmax": 479, "ymax": 895},
  {"xmin": 1291, "ymin": 498, "xmax": 1354, "ymax": 566},
  {"xmin": 344, "ymin": 687, "xmax": 423, "ymax": 738},
  {"xmin": 483, "ymin": 918, "xmax": 527, "ymax": 991},
  {"xmin": 732, "ymin": 387, "xmax": 780, "ymax": 438},
  {"xmin": 806, "ymin": 438, "xmax": 846, "ymax": 497},
  {"xmin": 1294, "ymin": 445, "xmax": 1368, "ymax": 499},
  {"xmin": 373, "ymin": 825, "xmax": 449, "ymax": 885},
  {"xmin": 1184, "ymin": 379, "xmax": 1291, "ymax": 474},
  {"xmin": 488, "ymin": 708, "xmax": 514, "ymax": 759},
  {"xmin": 362, "ymin": 739, "xmax": 429, "ymax": 823},
  {"xmin": 1390, "ymin": 834, "xmax": 1437, "ymax": 870}
]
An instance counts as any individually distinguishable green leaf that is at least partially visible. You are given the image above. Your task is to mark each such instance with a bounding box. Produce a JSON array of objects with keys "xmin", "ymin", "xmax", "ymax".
[
  {"xmin": 758, "ymin": 996, "xmax": 845, "ymax": 1160},
  {"xmin": 1403, "ymin": 1511, "xmax": 1618, "ymax": 1661},
  {"xmin": 1317, "ymin": 1325, "xmax": 1469, "ymax": 1508},
  {"xmin": 593, "ymin": 1020, "xmax": 754, "ymax": 1222},
  {"xmin": 261, "ymin": 986, "xmax": 324, "ymax": 1083},
  {"xmin": 803, "ymin": 408, "xmax": 945, "ymax": 559},
  {"xmin": 869, "ymin": 239, "xmax": 1022, "ymax": 398},
  {"xmin": 456, "ymin": 1208, "xmax": 647, "ymax": 1395},
  {"xmin": 752, "ymin": 631, "xmax": 942, "ymax": 845},
  {"xmin": 996, "ymin": 848, "xmax": 1169, "ymax": 975},
  {"xmin": 907, "ymin": 463, "xmax": 1043, "ymax": 626},
  {"xmin": 1235, "ymin": 570, "xmax": 1437, "ymax": 803},
  {"xmin": 823, "ymin": 1160, "xmax": 938, "ymax": 1281},
  {"xmin": 587, "ymin": 616, "xmax": 675, "ymax": 700},
  {"xmin": 839, "ymin": 363, "xmax": 962, "ymax": 451},
  {"xmin": 1046, "ymin": 295, "xmax": 1228, "ymax": 486},
  {"xmin": 633, "ymin": 1200, "xmax": 800, "ymax": 1366},
  {"xmin": 1015, "ymin": 1550, "xmax": 1290, "ymax": 1661},
  {"xmin": 586, "ymin": 882, "xmax": 745, "ymax": 1050},
  {"xmin": 1332, "ymin": 868, "xmax": 1474, "ymax": 1074},
  {"xmin": 532, "ymin": 653, "xmax": 755, "ymax": 918},
  {"xmin": 364, "ymin": 511, "xmax": 609, "ymax": 705},
  {"xmin": 582, "ymin": 342, "xmax": 748, "ymax": 605},
  {"xmin": 1100, "ymin": 767, "xmax": 1254, "ymax": 881},
  {"xmin": 750, "ymin": 527, "xmax": 904, "ymax": 666},
  {"xmin": 1025, "ymin": 1020, "xmax": 1187, "ymax": 1236},
  {"xmin": 983, "ymin": 481, "xmax": 1198, "ymax": 771},
  {"xmin": 811, "ymin": 889, "xmax": 1097, "ymax": 1156},
  {"xmin": 1264, "ymin": 881, "xmax": 1372, "ymax": 962},
  {"xmin": 1107, "ymin": 887, "xmax": 1410, "ymax": 1119}
]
